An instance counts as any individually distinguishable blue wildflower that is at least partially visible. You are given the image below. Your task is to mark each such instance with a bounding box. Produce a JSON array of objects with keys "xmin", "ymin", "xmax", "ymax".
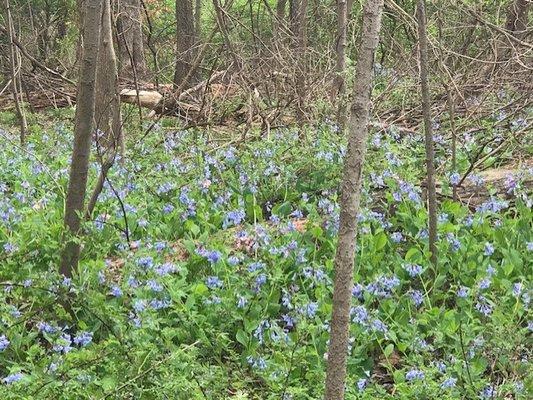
[
  {"xmin": 247, "ymin": 262, "xmax": 265, "ymax": 272},
  {"xmin": 484, "ymin": 242, "xmax": 494, "ymax": 256},
  {"xmin": 370, "ymin": 319, "xmax": 388, "ymax": 333},
  {"xmin": 351, "ymin": 306, "xmax": 369, "ymax": 324},
  {"xmin": 479, "ymin": 385, "xmax": 495, "ymax": 399},
  {"xmin": 357, "ymin": 378, "xmax": 367, "ymax": 391},
  {"xmin": 37, "ymin": 322, "xmax": 57, "ymax": 334},
  {"xmin": 149, "ymin": 299, "xmax": 171, "ymax": 310},
  {"xmin": 227, "ymin": 256, "xmax": 240, "ymax": 266},
  {"xmin": 146, "ymin": 280, "xmax": 163, "ymax": 292},
  {"xmin": 478, "ymin": 278, "xmax": 491, "ymax": 290},
  {"xmin": 154, "ymin": 262, "xmax": 176, "ymax": 276},
  {"xmin": 457, "ymin": 286, "xmax": 469, "ymax": 298},
  {"xmin": 0, "ymin": 335, "xmax": 9, "ymax": 351},
  {"xmin": 237, "ymin": 296, "xmax": 248, "ymax": 308},
  {"xmin": 223, "ymin": 209, "xmax": 246, "ymax": 229},
  {"xmin": 73, "ymin": 331, "xmax": 93, "ymax": 347},
  {"xmin": 109, "ymin": 286, "xmax": 122, "ymax": 297},
  {"xmin": 405, "ymin": 369, "xmax": 425, "ymax": 381},
  {"xmin": 410, "ymin": 290, "xmax": 424, "ymax": 307},
  {"xmin": 137, "ymin": 257, "xmax": 154, "ymax": 269},
  {"xmin": 391, "ymin": 232, "xmax": 403, "ymax": 243},
  {"xmin": 441, "ymin": 377, "xmax": 457, "ymax": 389},
  {"xmin": 2, "ymin": 372, "xmax": 24, "ymax": 384},
  {"xmin": 403, "ymin": 263, "xmax": 423, "ymax": 277},
  {"xmin": 475, "ymin": 296, "xmax": 493, "ymax": 316},
  {"xmin": 206, "ymin": 276, "xmax": 223, "ymax": 289},
  {"xmin": 450, "ymin": 172, "xmax": 460, "ymax": 186}
]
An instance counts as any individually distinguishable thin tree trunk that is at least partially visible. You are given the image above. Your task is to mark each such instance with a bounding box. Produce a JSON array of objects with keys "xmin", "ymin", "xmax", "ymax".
[
  {"xmin": 448, "ymin": 88, "xmax": 457, "ymax": 201},
  {"xmin": 5, "ymin": 0, "xmax": 28, "ymax": 144},
  {"xmin": 416, "ymin": 0, "xmax": 438, "ymax": 266},
  {"xmin": 95, "ymin": 0, "xmax": 122, "ymax": 157},
  {"xmin": 290, "ymin": 0, "xmax": 308, "ymax": 124},
  {"xmin": 334, "ymin": 0, "xmax": 348, "ymax": 129},
  {"xmin": 117, "ymin": 0, "xmax": 146, "ymax": 76},
  {"xmin": 195, "ymin": 0, "xmax": 202, "ymax": 35},
  {"xmin": 324, "ymin": 1, "xmax": 384, "ymax": 399},
  {"xmin": 174, "ymin": 0, "xmax": 199, "ymax": 88},
  {"xmin": 60, "ymin": 0, "xmax": 103, "ymax": 277},
  {"xmin": 88, "ymin": 0, "xmax": 123, "ymax": 218},
  {"xmin": 275, "ymin": 0, "xmax": 287, "ymax": 39}
]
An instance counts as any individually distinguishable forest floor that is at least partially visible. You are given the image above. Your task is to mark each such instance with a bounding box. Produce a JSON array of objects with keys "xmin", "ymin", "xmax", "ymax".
[{"xmin": 0, "ymin": 106, "xmax": 531, "ymax": 398}]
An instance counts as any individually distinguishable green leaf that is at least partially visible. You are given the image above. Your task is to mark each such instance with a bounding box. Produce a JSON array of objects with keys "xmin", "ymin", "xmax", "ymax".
[
  {"xmin": 236, "ymin": 329, "xmax": 248, "ymax": 347},
  {"xmin": 405, "ymin": 247, "xmax": 419, "ymax": 261},
  {"xmin": 193, "ymin": 283, "xmax": 209, "ymax": 296},
  {"xmin": 384, "ymin": 343, "xmax": 394, "ymax": 358},
  {"xmin": 374, "ymin": 232, "xmax": 387, "ymax": 251},
  {"xmin": 100, "ymin": 376, "xmax": 117, "ymax": 392}
]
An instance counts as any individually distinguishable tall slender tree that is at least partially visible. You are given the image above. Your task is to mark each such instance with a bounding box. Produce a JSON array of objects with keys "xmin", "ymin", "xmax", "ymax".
[
  {"xmin": 95, "ymin": 0, "xmax": 122, "ymax": 156},
  {"xmin": 5, "ymin": 0, "xmax": 27, "ymax": 144},
  {"xmin": 195, "ymin": 0, "xmax": 202, "ymax": 35},
  {"xmin": 416, "ymin": 0, "xmax": 438, "ymax": 266},
  {"xmin": 117, "ymin": 0, "xmax": 146, "ymax": 76},
  {"xmin": 324, "ymin": 1, "xmax": 385, "ymax": 399},
  {"xmin": 60, "ymin": 0, "xmax": 103, "ymax": 277},
  {"xmin": 275, "ymin": 0, "xmax": 287, "ymax": 39},
  {"xmin": 174, "ymin": 0, "xmax": 199, "ymax": 88},
  {"xmin": 290, "ymin": 0, "xmax": 308, "ymax": 123},
  {"xmin": 334, "ymin": 0, "xmax": 348, "ymax": 129},
  {"xmin": 86, "ymin": 0, "xmax": 123, "ymax": 219}
]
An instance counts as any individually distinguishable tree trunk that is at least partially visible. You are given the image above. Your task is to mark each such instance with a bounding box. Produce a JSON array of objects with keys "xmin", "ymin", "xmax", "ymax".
[
  {"xmin": 117, "ymin": 0, "xmax": 146, "ymax": 76},
  {"xmin": 416, "ymin": 0, "xmax": 438, "ymax": 266},
  {"xmin": 274, "ymin": 0, "xmax": 287, "ymax": 39},
  {"xmin": 290, "ymin": 0, "xmax": 308, "ymax": 124},
  {"xmin": 334, "ymin": 0, "xmax": 348, "ymax": 129},
  {"xmin": 174, "ymin": 0, "xmax": 199, "ymax": 88},
  {"xmin": 60, "ymin": 0, "xmax": 102, "ymax": 277},
  {"xmin": 5, "ymin": 0, "xmax": 28, "ymax": 144},
  {"xmin": 324, "ymin": 1, "xmax": 384, "ymax": 399},
  {"xmin": 88, "ymin": 0, "xmax": 123, "ymax": 219},
  {"xmin": 195, "ymin": 0, "xmax": 202, "ymax": 35},
  {"xmin": 95, "ymin": 0, "xmax": 122, "ymax": 157}
]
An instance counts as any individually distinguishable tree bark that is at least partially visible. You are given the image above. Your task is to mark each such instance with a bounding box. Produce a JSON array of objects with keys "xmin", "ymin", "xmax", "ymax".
[
  {"xmin": 274, "ymin": 0, "xmax": 287, "ymax": 39},
  {"xmin": 174, "ymin": 0, "xmax": 199, "ymax": 88},
  {"xmin": 60, "ymin": 0, "xmax": 103, "ymax": 277},
  {"xmin": 5, "ymin": 0, "xmax": 28, "ymax": 144},
  {"xmin": 290, "ymin": 0, "xmax": 308, "ymax": 124},
  {"xmin": 416, "ymin": 0, "xmax": 438, "ymax": 266},
  {"xmin": 117, "ymin": 0, "xmax": 146, "ymax": 76},
  {"xmin": 95, "ymin": 0, "xmax": 122, "ymax": 157},
  {"xmin": 324, "ymin": 1, "xmax": 384, "ymax": 399},
  {"xmin": 334, "ymin": 0, "xmax": 348, "ymax": 129},
  {"xmin": 195, "ymin": 0, "xmax": 202, "ymax": 35}
]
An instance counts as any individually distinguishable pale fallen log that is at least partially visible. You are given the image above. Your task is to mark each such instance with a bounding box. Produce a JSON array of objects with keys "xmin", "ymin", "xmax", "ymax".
[{"xmin": 119, "ymin": 89, "xmax": 163, "ymax": 109}]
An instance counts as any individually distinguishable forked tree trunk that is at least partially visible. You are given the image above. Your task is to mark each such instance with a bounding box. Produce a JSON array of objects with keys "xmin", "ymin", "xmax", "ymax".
[
  {"xmin": 334, "ymin": 0, "xmax": 348, "ymax": 129},
  {"xmin": 416, "ymin": 0, "xmax": 438, "ymax": 266},
  {"xmin": 87, "ymin": 0, "xmax": 123, "ymax": 219},
  {"xmin": 5, "ymin": 0, "xmax": 28, "ymax": 144},
  {"xmin": 60, "ymin": 0, "xmax": 102, "ymax": 277},
  {"xmin": 174, "ymin": 0, "xmax": 199, "ymax": 88},
  {"xmin": 117, "ymin": 0, "xmax": 146, "ymax": 76},
  {"xmin": 324, "ymin": 1, "xmax": 384, "ymax": 399}
]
